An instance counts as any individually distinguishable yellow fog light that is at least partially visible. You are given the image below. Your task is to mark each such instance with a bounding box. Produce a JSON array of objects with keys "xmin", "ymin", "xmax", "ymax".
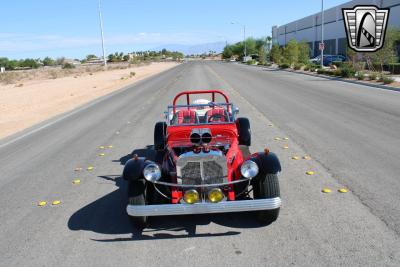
[
  {"xmin": 183, "ymin": 189, "xmax": 199, "ymax": 204},
  {"xmin": 208, "ymin": 188, "xmax": 224, "ymax": 203}
]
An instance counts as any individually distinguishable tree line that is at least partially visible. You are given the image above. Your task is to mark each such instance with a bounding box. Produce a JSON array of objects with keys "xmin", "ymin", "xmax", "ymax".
[
  {"xmin": 222, "ymin": 37, "xmax": 272, "ymax": 64},
  {"xmin": 106, "ymin": 49, "xmax": 183, "ymax": 63},
  {"xmin": 0, "ymin": 49, "xmax": 184, "ymax": 71},
  {"xmin": 222, "ymin": 27, "xmax": 399, "ymax": 73}
]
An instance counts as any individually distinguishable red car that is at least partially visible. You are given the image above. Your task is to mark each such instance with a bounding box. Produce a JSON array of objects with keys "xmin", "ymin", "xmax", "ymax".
[{"xmin": 123, "ymin": 90, "xmax": 281, "ymax": 228}]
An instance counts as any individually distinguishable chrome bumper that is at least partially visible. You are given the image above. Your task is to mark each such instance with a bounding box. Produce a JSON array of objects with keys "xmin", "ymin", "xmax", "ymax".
[{"xmin": 126, "ymin": 197, "xmax": 281, "ymax": 217}]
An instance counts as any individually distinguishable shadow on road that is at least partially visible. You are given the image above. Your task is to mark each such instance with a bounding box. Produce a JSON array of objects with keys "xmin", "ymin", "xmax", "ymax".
[{"xmin": 68, "ymin": 146, "xmax": 271, "ymax": 242}]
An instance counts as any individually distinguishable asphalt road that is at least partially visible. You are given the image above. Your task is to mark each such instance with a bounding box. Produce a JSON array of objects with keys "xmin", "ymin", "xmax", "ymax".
[{"xmin": 0, "ymin": 61, "xmax": 399, "ymax": 266}]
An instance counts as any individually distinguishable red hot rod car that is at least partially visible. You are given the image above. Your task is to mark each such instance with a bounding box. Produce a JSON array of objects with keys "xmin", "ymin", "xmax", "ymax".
[{"xmin": 123, "ymin": 90, "xmax": 281, "ymax": 228}]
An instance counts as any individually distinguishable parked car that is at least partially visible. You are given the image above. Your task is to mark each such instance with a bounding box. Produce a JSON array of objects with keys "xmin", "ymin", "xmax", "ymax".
[
  {"xmin": 310, "ymin": 55, "xmax": 346, "ymax": 66},
  {"xmin": 123, "ymin": 90, "xmax": 282, "ymax": 228}
]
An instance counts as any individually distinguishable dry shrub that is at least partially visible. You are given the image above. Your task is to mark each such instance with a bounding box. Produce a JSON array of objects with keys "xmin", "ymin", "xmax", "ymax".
[
  {"xmin": 49, "ymin": 70, "xmax": 58, "ymax": 79},
  {"xmin": 0, "ymin": 72, "xmax": 18, "ymax": 84}
]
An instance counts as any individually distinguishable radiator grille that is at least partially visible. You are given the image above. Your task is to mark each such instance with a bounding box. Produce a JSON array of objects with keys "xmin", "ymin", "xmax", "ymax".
[
  {"xmin": 181, "ymin": 162, "xmax": 202, "ymax": 185},
  {"xmin": 176, "ymin": 151, "xmax": 227, "ymax": 186},
  {"xmin": 203, "ymin": 161, "xmax": 224, "ymax": 184}
]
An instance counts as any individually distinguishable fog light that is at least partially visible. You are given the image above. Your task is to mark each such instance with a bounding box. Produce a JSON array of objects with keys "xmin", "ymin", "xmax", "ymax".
[
  {"xmin": 183, "ymin": 189, "xmax": 199, "ymax": 204},
  {"xmin": 208, "ymin": 188, "xmax": 224, "ymax": 203}
]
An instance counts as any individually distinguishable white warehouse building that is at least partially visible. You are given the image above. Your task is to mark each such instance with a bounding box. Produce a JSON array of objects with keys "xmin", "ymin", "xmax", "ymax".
[{"xmin": 272, "ymin": 0, "xmax": 400, "ymax": 57}]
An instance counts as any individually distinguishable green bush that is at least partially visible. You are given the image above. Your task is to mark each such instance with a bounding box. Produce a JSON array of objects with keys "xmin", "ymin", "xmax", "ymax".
[
  {"xmin": 303, "ymin": 65, "xmax": 310, "ymax": 71},
  {"xmin": 340, "ymin": 66, "xmax": 355, "ymax": 78},
  {"xmin": 357, "ymin": 71, "xmax": 365, "ymax": 80},
  {"xmin": 368, "ymin": 72, "xmax": 377, "ymax": 80},
  {"xmin": 317, "ymin": 68, "xmax": 326, "ymax": 74},
  {"xmin": 310, "ymin": 64, "xmax": 320, "ymax": 71},
  {"xmin": 247, "ymin": 59, "xmax": 257, "ymax": 65},
  {"xmin": 294, "ymin": 63, "xmax": 303, "ymax": 70},
  {"xmin": 382, "ymin": 76, "xmax": 395, "ymax": 84},
  {"xmin": 279, "ymin": 63, "xmax": 290, "ymax": 69},
  {"xmin": 62, "ymin": 63, "xmax": 75, "ymax": 69},
  {"xmin": 332, "ymin": 61, "xmax": 344, "ymax": 68},
  {"xmin": 333, "ymin": 69, "xmax": 342, "ymax": 76}
]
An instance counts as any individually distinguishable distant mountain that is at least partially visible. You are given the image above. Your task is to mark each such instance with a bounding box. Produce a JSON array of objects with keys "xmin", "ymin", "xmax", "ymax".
[{"xmin": 154, "ymin": 41, "xmax": 226, "ymax": 55}]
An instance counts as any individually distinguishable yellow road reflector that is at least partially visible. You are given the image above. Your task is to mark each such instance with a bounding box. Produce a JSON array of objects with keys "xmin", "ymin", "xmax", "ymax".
[
  {"xmin": 322, "ymin": 188, "xmax": 331, "ymax": 193},
  {"xmin": 303, "ymin": 156, "xmax": 311, "ymax": 160},
  {"xmin": 38, "ymin": 201, "xmax": 47, "ymax": 207},
  {"xmin": 52, "ymin": 200, "xmax": 61, "ymax": 205},
  {"xmin": 99, "ymin": 146, "xmax": 105, "ymax": 149},
  {"xmin": 108, "ymin": 145, "xmax": 113, "ymax": 148},
  {"xmin": 72, "ymin": 179, "xmax": 81, "ymax": 184},
  {"xmin": 283, "ymin": 137, "xmax": 289, "ymax": 140},
  {"xmin": 292, "ymin": 156, "xmax": 300, "ymax": 160},
  {"xmin": 338, "ymin": 188, "xmax": 348, "ymax": 193},
  {"xmin": 74, "ymin": 167, "xmax": 82, "ymax": 171},
  {"xmin": 87, "ymin": 166, "xmax": 94, "ymax": 171},
  {"xmin": 306, "ymin": 171, "xmax": 315, "ymax": 175},
  {"xmin": 282, "ymin": 145, "xmax": 289, "ymax": 149},
  {"xmin": 98, "ymin": 153, "xmax": 105, "ymax": 156},
  {"xmin": 274, "ymin": 137, "xmax": 281, "ymax": 141}
]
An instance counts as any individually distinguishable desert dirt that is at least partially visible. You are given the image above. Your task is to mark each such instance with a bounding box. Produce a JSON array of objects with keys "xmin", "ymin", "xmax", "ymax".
[{"xmin": 0, "ymin": 62, "xmax": 178, "ymax": 140}]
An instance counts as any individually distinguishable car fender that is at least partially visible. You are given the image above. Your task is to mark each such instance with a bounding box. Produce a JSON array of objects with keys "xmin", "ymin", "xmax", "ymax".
[
  {"xmin": 252, "ymin": 152, "xmax": 281, "ymax": 175},
  {"xmin": 123, "ymin": 158, "xmax": 148, "ymax": 181}
]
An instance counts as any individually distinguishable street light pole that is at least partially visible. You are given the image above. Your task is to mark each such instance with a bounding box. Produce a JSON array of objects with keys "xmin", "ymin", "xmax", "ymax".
[
  {"xmin": 243, "ymin": 25, "xmax": 247, "ymax": 57},
  {"xmin": 98, "ymin": 0, "xmax": 107, "ymax": 67},
  {"xmin": 320, "ymin": 0, "xmax": 324, "ymax": 68}
]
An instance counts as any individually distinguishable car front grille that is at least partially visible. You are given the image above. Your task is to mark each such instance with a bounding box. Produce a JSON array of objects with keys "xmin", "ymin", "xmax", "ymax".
[
  {"xmin": 177, "ymin": 151, "xmax": 227, "ymax": 186},
  {"xmin": 181, "ymin": 162, "xmax": 202, "ymax": 185}
]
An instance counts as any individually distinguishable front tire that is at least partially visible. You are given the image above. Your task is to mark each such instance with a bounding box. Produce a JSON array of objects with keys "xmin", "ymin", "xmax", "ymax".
[
  {"xmin": 154, "ymin": 122, "xmax": 167, "ymax": 151},
  {"xmin": 236, "ymin": 118, "xmax": 251, "ymax": 146},
  {"xmin": 253, "ymin": 173, "xmax": 280, "ymax": 224},
  {"xmin": 127, "ymin": 179, "xmax": 148, "ymax": 229}
]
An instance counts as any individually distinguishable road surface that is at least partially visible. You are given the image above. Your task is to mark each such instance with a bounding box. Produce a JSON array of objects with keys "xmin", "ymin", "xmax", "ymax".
[{"xmin": 0, "ymin": 61, "xmax": 399, "ymax": 266}]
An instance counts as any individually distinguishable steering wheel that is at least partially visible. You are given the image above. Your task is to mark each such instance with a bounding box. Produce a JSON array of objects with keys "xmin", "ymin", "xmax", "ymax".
[{"xmin": 208, "ymin": 113, "xmax": 226, "ymax": 122}]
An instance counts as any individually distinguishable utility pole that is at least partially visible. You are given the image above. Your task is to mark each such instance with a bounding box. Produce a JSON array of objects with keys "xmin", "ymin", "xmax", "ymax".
[
  {"xmin": 98, "ymin": 0, "xmax": 107, "ymax": 67},
  {"xmin": 320, "ymin": 0, "xmax": 324, "ymax": 68}
]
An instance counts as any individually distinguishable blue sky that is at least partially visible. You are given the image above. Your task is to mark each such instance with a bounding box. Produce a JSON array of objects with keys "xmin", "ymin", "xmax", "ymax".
[{"xmin": 1, "ymin": 0, "xmax": 348, "ymax": 59}]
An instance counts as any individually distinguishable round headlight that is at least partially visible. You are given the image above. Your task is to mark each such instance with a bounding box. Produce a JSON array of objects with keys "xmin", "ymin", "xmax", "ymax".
[
  {"xmin": 143, "ymin": 163, "xmax": 161, "ymax": 182},
  {"xmin": 240, "ymin": 160, "xmax": 259, "ymax": 178}
]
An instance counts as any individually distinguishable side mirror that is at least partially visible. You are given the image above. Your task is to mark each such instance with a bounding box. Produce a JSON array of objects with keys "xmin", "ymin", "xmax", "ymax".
[{"xmin": 234, "ymin": 107, "xmax": 239, "ymax": 115}]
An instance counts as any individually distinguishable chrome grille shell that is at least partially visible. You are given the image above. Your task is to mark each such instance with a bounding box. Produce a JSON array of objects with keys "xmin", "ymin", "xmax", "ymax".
[{"xmin": 176, "ymin": 151, "xmax": 228, "ymax": 185}]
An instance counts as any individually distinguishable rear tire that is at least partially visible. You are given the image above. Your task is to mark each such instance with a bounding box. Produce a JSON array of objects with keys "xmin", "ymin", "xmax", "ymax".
[
  {"xmin": 154, "ymin": 122, "xmax": 167, "ymax": 151},
  {"xmin": 127, "ymin": 179, "xmax": 148, "ymax": 229},
  {"xmin": 236, "ymin": 118, "xmax": 251, "ymax": 146},
  {"xmin": 253, "ymin": 173, "xmax": 280, "ymax": 224}
]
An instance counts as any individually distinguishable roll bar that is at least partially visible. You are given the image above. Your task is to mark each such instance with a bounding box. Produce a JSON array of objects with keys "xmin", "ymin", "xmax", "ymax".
[{"xmin": 172, "ymin": 90, "xmax": 230, "ymax": 113}]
